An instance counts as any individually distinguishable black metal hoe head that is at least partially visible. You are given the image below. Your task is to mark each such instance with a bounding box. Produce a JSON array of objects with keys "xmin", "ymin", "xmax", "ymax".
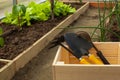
[{"xmin": 64, "ymin": 33, "xmax": 93, "ymax": 59}]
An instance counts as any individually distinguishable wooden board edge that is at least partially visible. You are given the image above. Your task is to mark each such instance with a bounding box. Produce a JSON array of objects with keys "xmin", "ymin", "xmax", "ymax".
[
  {"xmin": 0, "ymin": 61, "xmax": 15, "ymax": 80},
  {"xmin": 117, "ymin": 44, "xmax": 120, "ymax": 64},
  {"xmin": 90, "ymin": 2, "xmax": 115, "ymax": 8}
]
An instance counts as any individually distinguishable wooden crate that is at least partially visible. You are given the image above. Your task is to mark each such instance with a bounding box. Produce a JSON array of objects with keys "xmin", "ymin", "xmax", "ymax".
[{"xmin": 52, "ymin": 42, "xmax": 120, "ymax": 80}]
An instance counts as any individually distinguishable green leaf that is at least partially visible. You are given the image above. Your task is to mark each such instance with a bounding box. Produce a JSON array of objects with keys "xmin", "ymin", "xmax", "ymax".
[
  {"xmin": 0, "ymin": 27, "xmax": 3, "ymax": 35},
  {"xmin": 54, "ymin": 1, "xmax": 76, "ymax": 16},
  {"xmin": 0, "ymin": 28, "xmax": 4, "ymax": 47},
  {"xmin": 0, "ymin": 37, "xmax": 4, "ymax": 47},
  {"xmin": 12, "ymin": 4, "xmax": 26, "ymax": 16},
  {"xmin": 2, "ymin": 1, "xmax": 76, "ymax": 27}
]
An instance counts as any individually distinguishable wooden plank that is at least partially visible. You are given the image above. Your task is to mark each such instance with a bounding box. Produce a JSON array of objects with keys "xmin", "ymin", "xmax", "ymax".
[
  {"xmin": 93, "ymin": 42, "xmax": 119, "ymax": 50},
  {"xmin": 53, "ymin": 46, "xmax": 63, "ymax": 65},
  {"xmin": 60, "ymin": 46, "xmax": 70, "ymax": 64},
  {"xmin": 117, "ymin": 44, "xmax": 120, "ymax": 64},
  {"xmin": 0, "ymin": 61, "xmax": 15, "ymax": 80},
  {"xmin": 54, "ymin": 65, "xmax": 120, "ymax": 80},
  {"xmin": 59, "ymin": 42, "xmax": 119, "ymax": 64},
  {"xmin": 68, "ymin": 56, "xmax": 118, "ymax": 64},
  {"xmin": 0, "ymin": 59, "xmax": 11, "ymax": 62},
  {"xmin": 90, "ymin": 2, "xmax": 115, "ymax": 8}
]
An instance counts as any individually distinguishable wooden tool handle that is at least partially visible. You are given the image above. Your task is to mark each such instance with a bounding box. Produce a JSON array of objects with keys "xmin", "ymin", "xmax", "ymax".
[
  {"xmin": 88, "ymin": 54, "xmax": 103, "ymax": 64},
  {"xmin": 79, "ymin": 58, "xmax": 90, "ymax": 64}
]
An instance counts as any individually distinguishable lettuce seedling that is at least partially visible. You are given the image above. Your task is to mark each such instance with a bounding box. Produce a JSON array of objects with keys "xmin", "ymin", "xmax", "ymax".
[
  {"xmin": 2, "ymin": 4, "xmax": 26, "ymax": 28},
  {"xmin": 0, "ymin": 28, "xmax": 4, "ymax": 47},
  {"xmin": 54, "ymin": 1, "xmax": 76, "ymax": 16},
  {"xmin": 2, "ymin": 1, "xmax": 76, "ymax": 27}
]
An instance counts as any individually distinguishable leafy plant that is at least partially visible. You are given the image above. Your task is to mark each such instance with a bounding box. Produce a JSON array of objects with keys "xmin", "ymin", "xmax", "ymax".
[
  {"xmin": 54, "ymin": 1, "xmax": 76, "ymax": 16},
  {"xmin": 90, "ymin": 0, "xmax": 116, "ymax": 41},
  {"xmin": 2, "ymin": 1, "xmax": 76, "ymax": 27},
  {"xmin": 2, "ymin": 4, "xmax": 26, "ymax": 28},
  {"xmin": 0, "ymin": 28, "xmax": 4, "ymax": 47},
  {"xmin": 26, "ymin": 1, "xmax": 50, "ymax": 22}
]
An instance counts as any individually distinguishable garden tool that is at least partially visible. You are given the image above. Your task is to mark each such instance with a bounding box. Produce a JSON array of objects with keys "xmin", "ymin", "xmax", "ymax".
[
  {"xmin": 64, "ymin": 33, "xmax": 103, "ymax": 64},
  {"xmin": 76, "ymin": 31, "xmax": 110, "ymax": 64},
  {"xmin": 49, "ymin": 35, "xmax": 74, "ymax": 55},
  {"xmin": 50, "ymin": 35, "xmax": 90, "ymax": 64}
]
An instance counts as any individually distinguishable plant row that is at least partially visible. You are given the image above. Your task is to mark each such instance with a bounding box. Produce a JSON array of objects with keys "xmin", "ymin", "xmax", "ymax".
[
  {"xmin": 1, "ymin": 1, "xmax": 76, "ymax": 27},
  {"xmin": 0, "ymin": 0, "xmax": 76, "ymax": 47}
]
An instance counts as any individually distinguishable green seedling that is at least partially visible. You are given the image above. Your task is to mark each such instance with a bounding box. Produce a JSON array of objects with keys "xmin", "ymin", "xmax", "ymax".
[
  {"xmin": 0, "ymin": 27, "xmax": 4, "ymax": 47},
  {"xmin": 2, "ymin": 4, "xmax": 26, "ymax": 28},
  {"xmin": 2, "ymin": 1, "xmax": 76, "ymax": 27}
]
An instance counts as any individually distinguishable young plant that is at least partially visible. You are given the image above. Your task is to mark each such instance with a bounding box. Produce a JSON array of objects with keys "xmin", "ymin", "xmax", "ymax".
[
  {"xmin": 2, "ymin": 4, "xmax": 26, "ymax": 28},
  {"xmin": 54, "ymin": 1, "xmax": 76, "ymax": 16},
  {"xmin": 2, "ymin": 1, "xmax": 76, "ymax": 27},
  {"xmin": 0, "ymin": 27, "xmax": 4, "ymax": 47},
  {"xmin": 91, "ymin": 0, "xmax": 116, "ymax": 41}
]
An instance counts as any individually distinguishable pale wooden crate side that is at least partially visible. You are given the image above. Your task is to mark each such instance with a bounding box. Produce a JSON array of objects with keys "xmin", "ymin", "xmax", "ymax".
[
  {"xmin": 52, "ymin": 66, "xmax": 56, "ymax": 80},
  {"xmin": 0, "ymin": 62, "xmax": 15, "ymax": 80},
  {"xmin": 60, "ymin": 43, "xmax": 118, "ymax": 64},
  {"xmin": 66, "ymin": 55, "xmax": 117, "ymax": 64},
  {"xmin": 53, "ymin": 47, "xmax": 63, "ymax": 65},
  {"xmin": 91, "ymin": 42, "xmax": 119, "ymax": 57},
  {"xmin": 117, "ymin": 44, "xmax": 120, "ymax": 64},
  {"xmin": 89, "ymin": 48, "xmax": 118, "ymax": 57},
  {"xmin": 68, "ymin": 47, "xmax": 118, "ymax": 57},
  {"xmin": 64, "ymin": 42, "xmax": 119, "ymax": 57},
  {"xmin": 106, "ymin": 57, "xmax": 118, "ymax": 64},
  {"xmin": 60, "ymin": 47, "xmax": 70, "ymax": 64},
  {"xmin": 54, "ymin": 65, "xmax": 120, "ymax": 80},
  {"xmin": 93, "ymin": 42, "xmax": 119, "ymax": 50},
  {"xmin": 69, "ymin": 56, "xmax": 79, "ymax": 64}
]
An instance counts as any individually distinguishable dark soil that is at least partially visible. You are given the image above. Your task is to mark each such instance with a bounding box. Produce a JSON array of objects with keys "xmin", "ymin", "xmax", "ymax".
[
  {"xmin": 0, "ymin": 62, "xmax": 6, "ymax": 68},
  {"xmin": 0, "ymin": 16, "xmax": 67, "ymax": 60},
  {"xmin": 106, "ymin": 14, "xmax": 120, "ymax": 41},
  {"xmin": 0, "ymin": 3, "xmax": 82, "ymax": 64}
]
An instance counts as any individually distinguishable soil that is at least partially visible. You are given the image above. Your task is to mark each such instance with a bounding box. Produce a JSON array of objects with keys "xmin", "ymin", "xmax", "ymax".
[
  {"xmin": 0, "ymin": 61, "xmax": 6, "ymax": 68},
  {"xmin": 0, "ymin": 3, "xmax": 82, "ymax": 65},
  {"xmin": 0, "ymin": 16, "xmax": 66, "ymax": 60},
  {"xmin": 12, "ymin": 6, "xmax": 106, "ymax": 80},
  {"xmin": 106, "ymin": 14, "xmax": 120, "ymax": 41}
]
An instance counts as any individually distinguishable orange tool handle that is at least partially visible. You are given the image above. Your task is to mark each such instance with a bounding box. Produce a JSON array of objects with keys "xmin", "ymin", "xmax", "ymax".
[
  {"xmin": 88, "ymin": 54, "xmax": 103, "ymax": 64},
  {"xmin": 79, "ymin": 58, "xmax": 90, "ymax": 64}
]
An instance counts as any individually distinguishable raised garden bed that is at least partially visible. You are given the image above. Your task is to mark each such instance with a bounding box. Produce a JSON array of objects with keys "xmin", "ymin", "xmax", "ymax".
[{"xmin": 0, "ymin": 1, "xmax": 89, "ymax": 80}]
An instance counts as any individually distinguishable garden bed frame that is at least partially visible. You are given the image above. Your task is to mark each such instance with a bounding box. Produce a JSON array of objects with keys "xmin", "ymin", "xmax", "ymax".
[{"xmin": 0, "ymin": 1, "xmax": 89, "ymax": 80}]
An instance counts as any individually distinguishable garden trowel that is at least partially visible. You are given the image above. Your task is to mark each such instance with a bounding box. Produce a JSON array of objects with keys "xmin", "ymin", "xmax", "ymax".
[
  {"xmin": 76, "ymin": 31, "xmax": 110, "ymax": 64},
  {"xmin": 64, "ymin": 33, "xmax": 103, "ymax": 64},
  {"xmin": 50, "ymin": 34, "xmax": 90, "ymax": 64}
]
